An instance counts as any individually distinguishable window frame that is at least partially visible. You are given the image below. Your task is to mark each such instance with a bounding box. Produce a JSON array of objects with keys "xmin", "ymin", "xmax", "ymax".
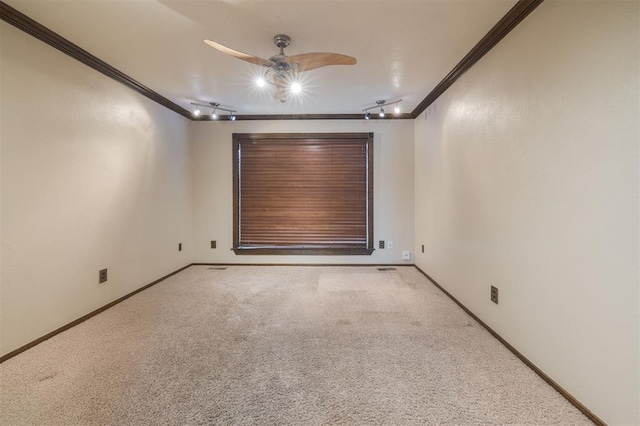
[{"xmin": 232, "ymin": 132, "xmax": 374, "ymax": 255}]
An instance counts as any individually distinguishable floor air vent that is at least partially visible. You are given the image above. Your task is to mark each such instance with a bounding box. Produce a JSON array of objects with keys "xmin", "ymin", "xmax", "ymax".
[{"xmin": 377, "ymin": 267, "xmax": 397, "ymax": 271}]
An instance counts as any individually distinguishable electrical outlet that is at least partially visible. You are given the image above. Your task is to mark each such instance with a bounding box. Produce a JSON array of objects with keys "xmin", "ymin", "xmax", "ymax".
[
  {"xmin": 402, "ymin": 251, "xmax": 411, "ymax": 261},
  {"xmin": 99, "ymin": 269, "xmax": 108, "ymax": 284},
  {"xmin": 421, "ymin": 244, "xmax": 424, "ymax": 253},
  {"xmin": 178, "ymin": 243, "xmax": 182, "ymax": 252},
  {"xmin": 491, "ymin": 286, "xmax": 499, "ymax": 304},
  {"xmin": 387, "ymin": 241, "xmax": 393, "ymax": 249},
  {"xmin": 211, "ymin": 240, "xmax": 217, "ymax": 249},
  {"xmin": 379, "ymin": 240, "xmax": 385, "ymax": 249}
]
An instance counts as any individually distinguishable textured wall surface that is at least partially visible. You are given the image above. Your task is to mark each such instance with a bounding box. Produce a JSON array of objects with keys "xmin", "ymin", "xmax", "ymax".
[
  {"xmin": 0, "ymin": 23, "xmax": 193, "ymax": 356},
  {"xmin": 191, "ymin": 119, "xmax": 415, "ymax": 265},
  {"xmin": 414, "ymin": 1, "xmax": 639, "ymax": 424}
]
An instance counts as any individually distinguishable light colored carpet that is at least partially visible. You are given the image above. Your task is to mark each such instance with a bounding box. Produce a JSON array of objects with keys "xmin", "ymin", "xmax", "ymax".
[{"xmin": 0, "ymin": 266, "xmax": 592, "ymax": 425}]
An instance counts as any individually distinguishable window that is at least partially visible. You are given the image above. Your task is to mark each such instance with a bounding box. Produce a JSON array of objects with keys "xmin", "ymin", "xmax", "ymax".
[{"xmin": 233, "ymin": 133, "xmax": 374, "ymax": 255}]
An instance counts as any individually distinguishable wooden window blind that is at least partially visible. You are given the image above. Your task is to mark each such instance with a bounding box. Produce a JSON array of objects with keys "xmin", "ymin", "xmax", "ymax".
[{"xmin": 233, "ymin": 133, "xmax": 374, "ymax": 255}]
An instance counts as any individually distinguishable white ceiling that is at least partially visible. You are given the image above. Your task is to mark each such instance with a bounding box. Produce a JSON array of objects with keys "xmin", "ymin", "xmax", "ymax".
[{"xmin": 5, "ymin": 0, "xmax": 518, "ymax": 116}]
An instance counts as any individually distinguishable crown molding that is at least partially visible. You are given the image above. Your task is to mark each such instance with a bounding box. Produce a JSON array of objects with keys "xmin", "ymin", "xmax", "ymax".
[
  {"xmin": 411, "ymin": 0, "xmax": 544, "ymax": 118},
  {"xmin": 193, "ymin": 113, "xmax": 414, "ymax": 121}
]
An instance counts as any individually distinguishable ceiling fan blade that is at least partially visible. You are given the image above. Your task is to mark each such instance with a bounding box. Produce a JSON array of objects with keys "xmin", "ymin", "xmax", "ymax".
[
  {"xmin": 285, "ymin": 52, "xmax": 357, "ymax": 72},
  {"xmin": 204, "ymin": 39, "xmax": 276, "ymax": 67}
]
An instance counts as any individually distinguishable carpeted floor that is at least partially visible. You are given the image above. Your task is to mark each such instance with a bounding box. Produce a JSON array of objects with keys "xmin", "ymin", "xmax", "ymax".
[{"xmin": 0, "ymin": 265, "xmax": 592, "ymax": 425}]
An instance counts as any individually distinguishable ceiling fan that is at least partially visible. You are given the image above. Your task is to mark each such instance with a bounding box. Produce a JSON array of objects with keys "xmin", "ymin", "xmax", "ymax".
[{"xmin": 204, "ymin": 34, "xmax": 357, "ymax": 102}]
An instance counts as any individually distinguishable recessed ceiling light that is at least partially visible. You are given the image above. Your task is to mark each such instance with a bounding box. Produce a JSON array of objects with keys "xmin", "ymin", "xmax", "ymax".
[{"xmin": 256, "ymin": 77, "xmax": 266, "ymax": 87}]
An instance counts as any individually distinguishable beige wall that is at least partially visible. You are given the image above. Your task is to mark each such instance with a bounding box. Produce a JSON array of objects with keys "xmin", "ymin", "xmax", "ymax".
[
  {"xmin": 414, "ymin": 1, "xmax": 639, "ymax": 424},
  {"xmin": 191, "ymin": 119, "xmax": 415, "ymax": 264},
  {"xmin": 0, "ymin": 24, "xmax": 193, "ymax": 356}
]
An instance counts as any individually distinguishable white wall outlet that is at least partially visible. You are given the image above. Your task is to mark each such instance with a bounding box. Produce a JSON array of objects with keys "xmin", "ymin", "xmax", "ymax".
[
  {"xmin": 402, "ymin": 251, "xmax": 411, "ymax": 261},
  {"xmin": 387, "ymin": 241, "xmax": 393, "ymax": 249}
]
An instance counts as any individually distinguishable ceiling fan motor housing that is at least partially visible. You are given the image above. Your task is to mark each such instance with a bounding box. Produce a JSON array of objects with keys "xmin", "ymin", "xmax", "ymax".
[
  {"xmin": 273, "ymin": 34, "xmax": 291, "ymax": 49},
  {"xmin": 269, "ymin": 34, "xmax": 294, "ymax": 76}
]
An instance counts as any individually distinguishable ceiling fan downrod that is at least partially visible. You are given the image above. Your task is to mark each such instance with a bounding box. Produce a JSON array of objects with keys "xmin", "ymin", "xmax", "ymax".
[{"xmin": 273, "ymin": 34, "xmax": 291, "ymax": 55}]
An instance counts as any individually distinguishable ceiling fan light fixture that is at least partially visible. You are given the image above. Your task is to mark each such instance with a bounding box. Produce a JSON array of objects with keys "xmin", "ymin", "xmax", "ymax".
[
  {"xmin": 229, "ymin": 113, "xmax": 237, "ymax": 121},
  {"xmin": 193, "ymin": 107, "xmax": 201, "ymax": 117},
  {"xmin": 290, "ymin": 81, "xmax": 302, "ymax": 94},
  {"xmin": 256, "ymin": 77, "xmax": 266, "ymax": 88},
  {"xmin": 379, "ymin": 108, "xmax": 385, "ymax": 118},
  {"xmin": 394, "ymin": 106, "xmax": 401, "ymax": 114},
  {"xmin": 365, "ymin": 112, "xmax": 371, "ymax": 120}
]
